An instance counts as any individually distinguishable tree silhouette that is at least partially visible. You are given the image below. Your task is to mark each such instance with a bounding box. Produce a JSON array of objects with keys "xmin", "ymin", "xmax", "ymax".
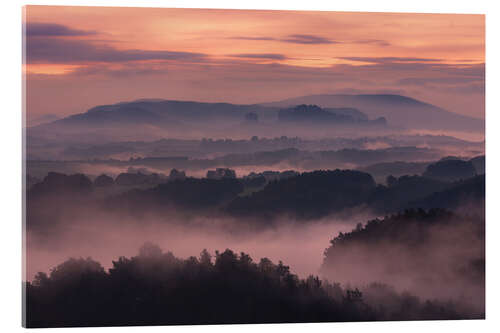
[{"xmin": 25, "ymin": 243, "xmax": 474, "ymax": 328}]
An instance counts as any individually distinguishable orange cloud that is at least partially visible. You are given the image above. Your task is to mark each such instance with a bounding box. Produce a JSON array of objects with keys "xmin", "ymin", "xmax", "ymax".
[{"xmin": 23, "ymin": 6, "xmax": 485, "ymax": 119}]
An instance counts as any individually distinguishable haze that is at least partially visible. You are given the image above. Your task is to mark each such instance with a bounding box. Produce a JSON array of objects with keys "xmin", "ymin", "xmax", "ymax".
[
  {"xmin": 23, "ymin": 6, "xmax": 486, "ymax": 326},
  {"xmin": 24, "ymin": 7, "xmax": 484, "ymax": 122}
]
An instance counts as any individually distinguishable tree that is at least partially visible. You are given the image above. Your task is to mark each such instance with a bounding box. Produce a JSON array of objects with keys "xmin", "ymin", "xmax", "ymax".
[
  {"xmin": 386, "ymin": 175, "xmax": 397, "ymax": 187},
  {"xmin": 199, "ymin": 249, "xmax": 212, "ymax": 266},
  {"xmin": 138, "ymin": 242, "xmax": 163, "ymax": 258}
]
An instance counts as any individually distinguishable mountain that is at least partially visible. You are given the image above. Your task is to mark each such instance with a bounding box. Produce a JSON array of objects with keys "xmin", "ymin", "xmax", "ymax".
[
  {"xmin": 47, "ymin": 100, "xmax": 276, "ymax": 127},
  {"xmin": 28, "ymin": 100, "xmax": 280, "ymax": 142},
  {"xmin": 30, "ymin": 99, "xmax": 378, "ymax": 133},
  {"xmin": 29, "ymin": 95, "xmax": 483, "ymax": 143},
  {"xmin": 263, "ymin": 94, "xmax": 484, "ymax": 132},
  {"xmin": 277, "ymin": 104, "xmax": 385, "ymax": 126}
]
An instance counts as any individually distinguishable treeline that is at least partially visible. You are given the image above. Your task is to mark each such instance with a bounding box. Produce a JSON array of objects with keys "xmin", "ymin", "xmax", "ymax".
[
  {"xmin": 25, "ymin": 244, "xmax": 469, "ymax": 328},
  {"xmin": 227, "ymin": 172, "xmax": 485, "ymax": 219},
  {"xmin": 29, "ymin": 145, "xmax": 442, "ymax": 176},
  {"xmin": 228, "ymin": 170, "xmax": 376, "ymax": 219},
  {"xmin": 26, "ymin": 169, "xmax": 485, "ymax": 232},
  {"xmin": 107, "ymin": 177, "xmax": 244, "ymax": 214},
  {"xmin": 321, "ymin": 209, "xmax": 485, "ymax": 316},
  {"xmin": 28, "ymin": 134, "xmax": 483, "ymax": 162},
  {"xmin": 323, "ymin": 208, "xmax": 484, "ymax": 253}
]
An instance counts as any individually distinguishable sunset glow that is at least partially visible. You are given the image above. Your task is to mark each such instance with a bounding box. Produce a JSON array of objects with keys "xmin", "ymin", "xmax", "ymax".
[
  {"xmin": 23, "ymin": 7, "xmax": 486, "ymax": 327},
  {"xmin": 23, "ymin": 6, "xmax": 485, "ymax": 119}
]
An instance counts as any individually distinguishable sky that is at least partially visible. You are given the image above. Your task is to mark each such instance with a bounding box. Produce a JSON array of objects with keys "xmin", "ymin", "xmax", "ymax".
[{"xmin": 23, "ymin": 6, "xmax": 485, "ymax": 121}]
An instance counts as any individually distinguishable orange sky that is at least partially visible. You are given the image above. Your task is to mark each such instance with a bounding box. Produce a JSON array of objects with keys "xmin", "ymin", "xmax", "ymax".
[{"xmin": 23, "ymin": 6, "xmax": 485, "ymax": 120}]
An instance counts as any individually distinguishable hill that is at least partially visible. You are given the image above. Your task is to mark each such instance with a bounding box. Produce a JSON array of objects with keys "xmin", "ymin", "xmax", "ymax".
[
  {"xmin": 29, "ymin": 94, "xmax": 484, "ymax": 143},
  {"xmin": 264, "ymin": 94, "xmax": 484, "ymax": 132},
  {"xmin": 227, "ymin": 170, "xmax": 376, "ymax": 219},
  {"xmin": 277, "ymin": 104, "xmax": 386, "ymax": 126},
  {"xmin": 320, "ymin": 209, "xmax": 484, "ymax": 313}
]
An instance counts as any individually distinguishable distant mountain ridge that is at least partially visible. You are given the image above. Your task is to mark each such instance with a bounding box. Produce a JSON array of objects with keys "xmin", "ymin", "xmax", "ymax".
[
  {"xmin": 48, "ymin": 100, "xmax": 275, "ymax": 127},
  {"xmin": 278, "ymin": 104, "xmax": 385, "ymax": 126},
  {"xmin": 30, "ymin": 94, "xmax": 484, "ymax": 135},
  {"xmin": 264, "ymin": 94, "xmax": 484, "ymax": 132}
]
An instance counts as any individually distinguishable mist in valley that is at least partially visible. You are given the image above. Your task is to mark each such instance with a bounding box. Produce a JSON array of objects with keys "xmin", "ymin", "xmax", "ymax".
[
  {"xmin": 21, "ymin": 6, "xmax": 487, "ymax": 326},
  {"xmin": 23, "ymin": 95, "xmax": 486, "ymax": 326},
  {"xmin": 25, "ymin": 212, "xmax": 368, "ymax": 281}
]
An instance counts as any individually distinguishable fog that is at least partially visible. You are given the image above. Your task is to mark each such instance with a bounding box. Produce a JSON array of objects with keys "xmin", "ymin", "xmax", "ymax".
[
  {"xmin": 406, "ymin": 129, "xmax": 485, "ymax": 142},
  {"xmin": 24, "ymin": 161, "xmax": 485, "ymax": 322},
  {"xmin": 25, "ymin": 213, "xmax": 370, "ymax": 281},
  {"xmin": 25, "ymin": 206, "xmax": 484, "ymax": 316},
  {"xmin": 320, "ymin": 211, "xmax": 485, "ymax": 313}
]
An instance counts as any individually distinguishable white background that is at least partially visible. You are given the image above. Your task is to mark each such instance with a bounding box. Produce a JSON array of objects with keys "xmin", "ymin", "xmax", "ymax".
[{"xmin": 0, "ymin": 0, "xmax": 498, "ymax": 332}]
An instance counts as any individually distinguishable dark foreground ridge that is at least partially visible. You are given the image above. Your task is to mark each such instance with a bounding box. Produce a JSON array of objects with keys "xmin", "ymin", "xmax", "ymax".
[{"xmin": 25, "ymin": 240, "xmax": 479, "ymax": 328}]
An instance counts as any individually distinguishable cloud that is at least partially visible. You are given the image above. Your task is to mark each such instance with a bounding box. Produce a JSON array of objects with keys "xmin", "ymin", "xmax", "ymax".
[
  {"xmin": 26, "ymin": 22, "xmax": 96, "ymax": 37},
  {"xmin": 352, "ymin": 39, "xmax": 391, "ymax": 47},
  {"xmin": 281, "ymin": 34, "xmax": 339, "ymax": 44},
  {"xmin": 228, "ymin": 53, "xmax": 288, "ymax": 60},
  {"xmin": 397, "ymin": 77, "xmax": 481, "ymax": 86},
  {"xmin": 229, "ymin": 34, "xmax": 338, "ymax": 45},
  {"xmin": 229, "ymin": 36, "xmax": 277, "ymax": 41},
  {"xmin": 339, "ymin": 57, "xmax": 443, "ymax": 64},
  {"xmin": 397, "ymin": 76, "xmax": 485, "ymax": 95},
  {"xmin": 68, "ymin": 63, "xmax": 171, "ymax": 78},
  {"xmin": 26, "ymin": 37, "xmax": 208, "ymax": 64},
  {"xmin": 26, "ymin": 58, "xmax": 485, "ymax": 120},
  {"xmin": 25, "ymin": 22, "xmax": 207, "ymax": 64}
]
